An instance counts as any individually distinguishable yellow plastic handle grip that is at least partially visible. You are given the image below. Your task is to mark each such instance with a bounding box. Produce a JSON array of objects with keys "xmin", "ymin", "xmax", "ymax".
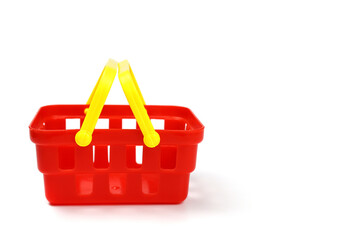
[
  {"xmin": 75, "ymin": 59, "xmax": 117, "ymax": 147},
  {"xmin": 118, "ymin": 60, "xmax": 160, "ymax": 148}
]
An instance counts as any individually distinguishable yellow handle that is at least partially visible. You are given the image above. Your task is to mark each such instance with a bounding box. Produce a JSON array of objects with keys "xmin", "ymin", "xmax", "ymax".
[
  {"xmin": 118, "ymin": 60, "xmax": 160, "ymax": 148},
  {"xmin": 75, "ymin": 59, "xmax": 117, "ymax": 147},
  {"xmin": 75, "ymin": 59, "xmax": 160, "ymax": 148}
]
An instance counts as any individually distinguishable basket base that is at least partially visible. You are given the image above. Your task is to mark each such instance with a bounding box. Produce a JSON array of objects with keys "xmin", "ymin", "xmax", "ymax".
[{"xmin": 43, "ymin": 173, "xmax": 190, "ymax": 205}]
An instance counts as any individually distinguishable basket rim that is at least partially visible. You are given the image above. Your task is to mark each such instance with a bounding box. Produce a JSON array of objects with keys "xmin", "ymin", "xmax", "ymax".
[{"xmin": 29, "ymin": 105, "xmax": 204, "ymax": 146}]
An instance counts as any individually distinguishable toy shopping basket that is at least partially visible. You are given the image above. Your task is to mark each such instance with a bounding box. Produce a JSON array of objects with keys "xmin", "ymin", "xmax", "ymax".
[{"xmin": 29, "ymin": 59, "xmax": 204, "ymax": 205}]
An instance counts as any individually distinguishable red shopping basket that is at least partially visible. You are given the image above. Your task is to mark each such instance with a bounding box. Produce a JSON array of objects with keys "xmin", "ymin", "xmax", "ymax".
[{"xmin": 29, "ymin": 60, "xmax": 204, "ymax": 205}]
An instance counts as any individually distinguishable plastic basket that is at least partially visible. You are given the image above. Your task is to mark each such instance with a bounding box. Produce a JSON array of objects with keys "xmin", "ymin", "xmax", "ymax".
[{"xmin": 29, "ymin": 60, "xmax": 204, "ymax": 205}]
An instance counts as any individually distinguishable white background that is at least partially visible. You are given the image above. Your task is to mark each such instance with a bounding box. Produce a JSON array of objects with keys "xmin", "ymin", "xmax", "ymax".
[{"xmin": 1, "ymin": 0, "xmax": 360, "ymax": 239}]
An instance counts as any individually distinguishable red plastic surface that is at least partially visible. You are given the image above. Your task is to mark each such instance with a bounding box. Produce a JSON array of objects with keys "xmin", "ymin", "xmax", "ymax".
[{"xmin": 29, "ymin": 105, "xmax": 204, "ymax": 205}]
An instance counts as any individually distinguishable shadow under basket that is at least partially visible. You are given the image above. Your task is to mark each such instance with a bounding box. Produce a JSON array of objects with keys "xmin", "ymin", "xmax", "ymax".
[{"xmin": 29, "ymin": 105, "xmax": 204, "ymax": 205}]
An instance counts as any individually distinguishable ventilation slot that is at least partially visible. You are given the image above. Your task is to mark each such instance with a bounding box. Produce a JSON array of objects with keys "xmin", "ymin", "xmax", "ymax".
[
  {"xmin": 126, "ymin": 145, "xmax": 143, "ymax": 169},
  {"xmin": 122, "ymin": 119, "xmax": 137, "ymax": 129},
  {"xmin": 161, "ymin": 146, "xmax": 177, "ymax": 169},
  {"xmin": 95, "ymin": 118, "xmax": 109, "ymax": 129},
  {"xmin": 93, "ymin": 145, "xmax": 110, "ymax": 168},
  {"xmin": 66, "ymin": 118, "xmax": 80, "ymax": 129},
  {"xmin": 151, "ymin": 119, "xmax": 165, "ymax": 130},
  {"xmin": 59, "ymin": 146, "xmax": 75, "ymax": 170}
]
